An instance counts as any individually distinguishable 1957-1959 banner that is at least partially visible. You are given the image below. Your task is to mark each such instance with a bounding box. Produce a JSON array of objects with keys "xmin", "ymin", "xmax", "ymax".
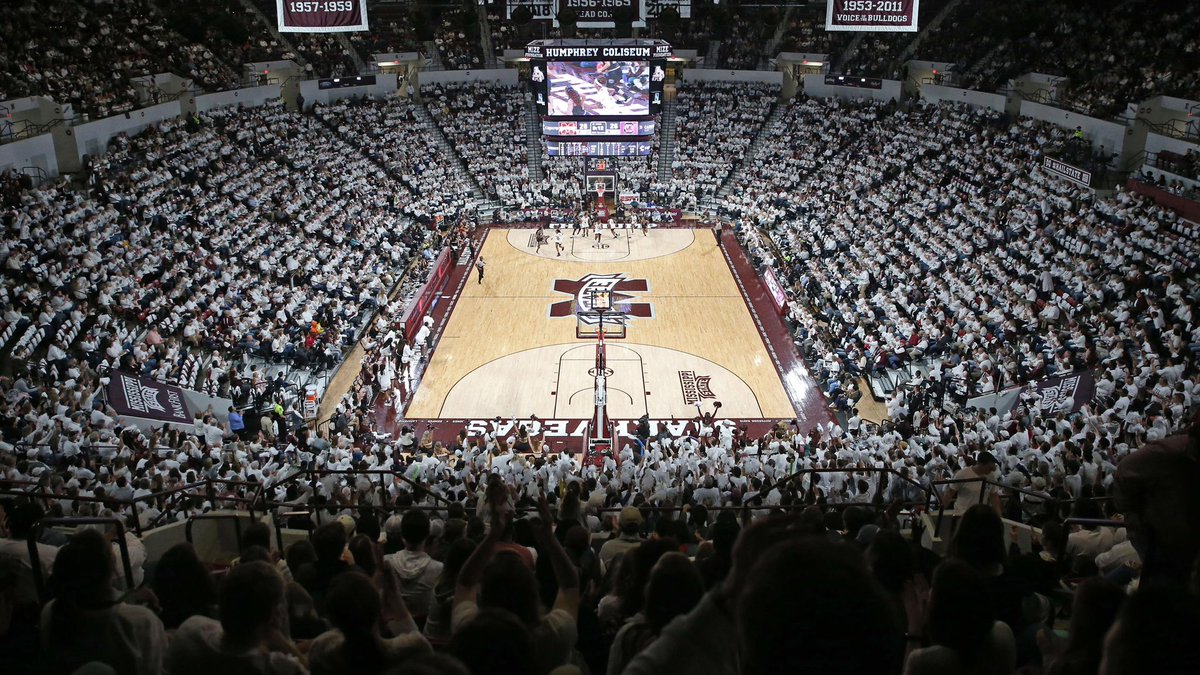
[
  {"xmin": 277, "ymin": 0, "xmax": 369, "ymax": 33},
  {"xmin": 826, "ymin": 0, "xmax": 920, "ymax": 32}
]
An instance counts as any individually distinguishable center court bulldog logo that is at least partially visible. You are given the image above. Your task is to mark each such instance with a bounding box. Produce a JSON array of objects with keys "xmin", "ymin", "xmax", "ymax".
[{"xmin": 550, "ymin": 273, "xmax": 653, "ymax": 325}]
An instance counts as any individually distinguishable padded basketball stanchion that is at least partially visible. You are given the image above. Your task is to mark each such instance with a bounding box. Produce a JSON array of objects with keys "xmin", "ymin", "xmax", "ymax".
[{"xmin": 583, "ymin": 290, "xmax": 612, "ymax": 468}]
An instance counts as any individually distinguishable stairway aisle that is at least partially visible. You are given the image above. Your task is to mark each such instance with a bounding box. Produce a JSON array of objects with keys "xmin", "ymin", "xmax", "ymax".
[
  {"xmin": 425, "ymin": 40, "xmax": 446, "ymax": 70},
  {"xmin": 832, "ymin": 33, "xmax": 864, "ymax": 73},
  {"xmin": 525, "ymin": 98, "xmax": 544, "ymax": 186},
  {"xmin": 413, "ymin": 96, "xmax": 485, "ymax": 204},
  {"xmin": 656, "ymin": 101, "xmax": 678, "ymax": 182},
  {"xmin": 337, "ymin": 33, "xmax": 367, "ymax": 73},
  {"xmin": 717, "ymin": 100, "xmax": 785, "ymax": 199},
  {"xmin": 761, "ymin": 5, "xmax": 796, "ymax": 69},
  {"xmin": 892, "ymin": 0, "xmax": 967, "ymax": 69},
  {"xmin": 704, "ymin": 40, "xmax": 721, "ymax": 68},
  {"xmin": 477, "ymin": 3, "xmax": 498, "ymax": 67},
  {"xmin": 236, "ymin": 0, "xmax": 305, "ymax": 68}
]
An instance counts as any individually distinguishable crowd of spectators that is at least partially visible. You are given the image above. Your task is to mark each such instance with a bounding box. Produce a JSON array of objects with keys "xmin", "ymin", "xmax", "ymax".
[
  {"xmin": 1155, "ymin": 148, "xmax": 1200, "ymax": 182},
  {"xmin": 716, "ymin": 9, "xmax": 781, "ymax": 70},
  {"xmin": 247, "ymin": 0, "xmax": 359, "ymax": 78},
  {"xmin": 644, "ymin": 12, "xmax": 712, "ymax": 54},
  {"xmin": 907, "ymin": 0, "xmax": 1040, "ymax": 89},
  {"xmin": 1, "ymin": 0, "xmax": 178, "ymax": 120},
  {"xmin": 776, "ymin": 7, "xmax": 839, "ymax": 56},
  {"xmin": 897, "ymin": 0, "xmax": 1200, "ymax": 118},
  {"xmin": 838, "ymin": 0, "xmax": 949, "ymax": 79},
  {"xmin": 1136, "ymin": 168, "xmax": 1200, "ymax": 201},
  {"xmin": 0, "ymin": 0, "xmax": 292, "ymax": 121},
  {"xmin": 312, "ymin": 94, "xmax": 477, "ymax": 220},
  {"xmin": 424, "ymin": 83, "xmax": 529, "ymax": 204},
  {"xmin": 3, "ymin": 7, "xmax": 1200, "ymax": 669},
  {"xmin": 160, "ymin": 0, "xmax": 291, "ymax": 84},
  {"xmin": 724, "ymin": 96, "xmax": 1197, "ymax": 433},
  {"xmin": 534, "ymin": 155, "xmax": 660, "ymax": 211},
  {"xmin": 663, "ymin": 81, "xmax": 778, "ymax": 209},
  {"xmin": 3, "ymin": 381, "xmax": 1199, "ymax": 674},
  {"xmin": 433, "ymin": 8, "xmax": 484, "ymax": 70},
  {"xmin": 292, "ymin": 34, "xmax": 360, "ymax": 79},
  {"xmin": 0, "ymin": 99, "xmax": 448, "ymax": 505},
  {"xmin": 345, "ymin": 2, "xmax": 423, "ymax": 65},
  {"xmin": 486, "ymin": 7, "xmax": 539, "ymax": 54}
]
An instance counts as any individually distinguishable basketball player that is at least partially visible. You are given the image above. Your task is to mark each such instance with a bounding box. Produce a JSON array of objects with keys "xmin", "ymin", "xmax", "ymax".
[
  {"xmin": 475, "ymin": 256, "xmax": 486, "ymax": 284},
  {"xmin": 554, "ymin": 229, "xmax": 565, "ymax": 257},
  {"xmin": 639, "ymin": 213, "xmax": 649, "ymax": 237},
  {"xmin": 595, "ymin": 219, "xmax": 603, "ymax": 243},
  {"xmin": 534, "ymin": 226, "xmax": 546, "ymax": 253},
  {"xmin": 579, "ymin": 210, "xmax": 590, "ymax": 238},
  {"xmin": 571, "ymin": 216, "xmax": 582, "ymax": 237}
]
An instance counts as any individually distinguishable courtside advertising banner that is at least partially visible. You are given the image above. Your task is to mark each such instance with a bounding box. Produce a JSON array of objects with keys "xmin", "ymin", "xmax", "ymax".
[
  {"xmin": 826, "ymin": 0, "xmax": 920, "ymax": 32},
  {"xmin": 277, "ymin": 0, "xmax": 369, "ymax": 33},
  {"xmin": 107, "ymin": 371, "xmax": 194, "ymax": 424},
  {"xmin": 761, "ymin": 267, "xmax": 789, "ymax": 315}
]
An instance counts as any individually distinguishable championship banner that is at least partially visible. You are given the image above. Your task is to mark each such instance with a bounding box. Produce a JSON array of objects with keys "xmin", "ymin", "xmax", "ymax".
[
  {"xmin": 1043, "ymin": 156, "xmax": 1093, "ymax": 188},
  {"xmin": 107, "ymin": 372, "xmax": 194, "ymax": 424},
  {"xmin": 560, "ymin": 0, "xmax": 641, "ymax": 28},
  {"xmin": 641, "ymin": 0, "xmax": 691, "ymax": 19},
  {"xmin": 508, "ymin": 0, "xmax": 554, "ymax": 20},
  {"xmin": 826, "ymin": 0, "xmax": 920, "ymax": 32},
  {"xmin": 1034, "ymin": 370, "xmax": 1097, "ymax": 415},
  {"xmin": 277, "ymin": 0, "xmax": 369, "ymax": 33}
]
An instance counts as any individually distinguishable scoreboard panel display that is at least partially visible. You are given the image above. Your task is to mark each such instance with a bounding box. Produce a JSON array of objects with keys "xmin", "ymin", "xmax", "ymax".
[
  {"xmin": 543, "ymin": 120, "xmax": 656, "ymax": 137},
  {"xmin": 546, "ymin": 140, "xmax": 653, "ymax": 157},
  {"xmin": 531, "ymin": 43, "xmax": 668, "ymax": 119},
  {"xmin": 547, "ymin": 61, "xmax": 650, "ymax": 117}
]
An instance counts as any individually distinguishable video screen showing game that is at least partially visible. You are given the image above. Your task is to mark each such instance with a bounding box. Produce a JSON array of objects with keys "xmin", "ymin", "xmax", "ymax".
[{"xmin": 546, "ymin": 61, "xmax": 650, "ymax": 117}]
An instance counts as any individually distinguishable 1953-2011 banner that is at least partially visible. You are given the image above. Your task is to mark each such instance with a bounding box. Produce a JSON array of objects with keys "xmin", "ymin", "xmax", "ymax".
[
  {"xmin": 826, "ymin": 0, "xmax": 920, "ymax": 32},
  {"xmin": 277, "ymin": 0, "xmax": 369, "ymax": 33}
]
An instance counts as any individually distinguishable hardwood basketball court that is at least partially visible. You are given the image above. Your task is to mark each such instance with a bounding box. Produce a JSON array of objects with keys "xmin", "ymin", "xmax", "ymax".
[{"xmin": 404, "ymin": 227, "xmax": 810, "ymax": 426}]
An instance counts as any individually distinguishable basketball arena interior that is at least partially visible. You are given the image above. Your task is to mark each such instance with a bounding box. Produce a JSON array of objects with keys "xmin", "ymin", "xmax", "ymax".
[{"xmin": 2, "ymin": 1, "xmax": 1199, "ymax": 673}]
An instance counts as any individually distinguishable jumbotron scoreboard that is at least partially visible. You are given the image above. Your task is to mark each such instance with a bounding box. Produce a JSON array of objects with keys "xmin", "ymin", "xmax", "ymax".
[{"xmin": 529, "ymin": 39, "xmax": 670, "ymax": 157}]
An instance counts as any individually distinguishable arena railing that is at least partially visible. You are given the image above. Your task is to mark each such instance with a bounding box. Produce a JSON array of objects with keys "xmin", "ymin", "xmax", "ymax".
[
  {"xmin": 263, "ymin": 467, "xmax": 457, "ymax": 510},
  {"xmin": 184, "ymin": 512, "xmax": 248, "ymax": 548},
  {"xmin": 257, "ymin": 465, "xmax": 936, "ymax": 530},
  {"xmin": 778, "ymin": 466, "xmax": 937, "ymax": 530},
  {"xmin": 1063, "ymin": 517, "xmax": 1125, "ymax": 529},
  {"xmin": 27, "ymin": 516, "xmax": 135, "ymax": 603},
  {"xmin": 1, "ymin": 476, "xmax": 266, "ymax": 536},
  {"xmin": 930, "ymin": 476, "xmax": 1115, "ymax": 533}
]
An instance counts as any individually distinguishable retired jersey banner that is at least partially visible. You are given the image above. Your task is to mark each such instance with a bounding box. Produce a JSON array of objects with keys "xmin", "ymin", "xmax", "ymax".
[
  {"xmin": 277, "ymin": 0, "xmax": 369, "ymax": 33},
  {"xmin": 826, "ymin": 0, "xmax": 919, "ymax": 32},
  {"xmin": 107, "ymin": 371, "xmax": 193, "ymax": 424}
]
